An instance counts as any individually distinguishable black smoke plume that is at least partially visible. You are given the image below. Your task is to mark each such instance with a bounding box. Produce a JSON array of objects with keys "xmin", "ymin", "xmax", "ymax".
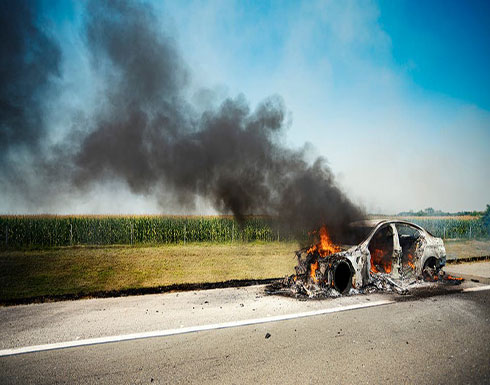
[
  {"xmin": 1, "ymin": 0, "xmax": 365, "ymax": 243},
  {"xmin": 0, "ymin": 0, "xmax": 60, "ymax": 162}
]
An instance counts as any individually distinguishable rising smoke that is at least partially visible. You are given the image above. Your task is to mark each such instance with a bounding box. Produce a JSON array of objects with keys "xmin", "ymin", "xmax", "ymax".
[
  {"xmin": 0, "ymin": 0, "xmax": 365, "ymax": 243},
  {"xmin": 0, "ymin": 0, "xmax": 61, "ymax": 162}
]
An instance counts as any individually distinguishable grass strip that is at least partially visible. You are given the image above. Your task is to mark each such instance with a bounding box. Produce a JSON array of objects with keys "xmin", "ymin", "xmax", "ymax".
[
  {"xmin": 0, "ymin": 242, "xmax": 298, "ymax": 304},
  {"xmin": 2, "ymin": 240, "xmax": 488, "ymax": 305}
]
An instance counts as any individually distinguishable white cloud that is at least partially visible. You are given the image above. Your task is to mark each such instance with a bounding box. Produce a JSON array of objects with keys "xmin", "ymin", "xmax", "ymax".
[{"xmin": 164, "ymin": 0, "xmax": 489, "ymax": 213}]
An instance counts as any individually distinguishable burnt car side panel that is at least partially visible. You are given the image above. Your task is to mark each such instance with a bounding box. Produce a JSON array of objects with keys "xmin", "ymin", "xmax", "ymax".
[
  {"xmin": 327, "ymin": 220, "xmax": 446, "ymax": 290},
  {"xmin": 285, "ymin": 220, "xmax": 448, "ymax": 297}
]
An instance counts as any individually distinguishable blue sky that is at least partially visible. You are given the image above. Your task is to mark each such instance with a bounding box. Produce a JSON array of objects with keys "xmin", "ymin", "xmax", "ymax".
[
  {"xmin": 5, "ymin": 0, "xmax": 488, "ymax": 214},
  {"xmin": 379, "ymin": 0, "xmax": 490, "ymax": 109},
  {"xmin": 157, "ymin": 0, "xmax": 490, "ymax": 213}
]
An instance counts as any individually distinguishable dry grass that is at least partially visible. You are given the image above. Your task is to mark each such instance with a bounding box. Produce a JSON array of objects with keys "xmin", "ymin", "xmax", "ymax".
[
  {"xmin": 397, "ymin": 216, "xmax": 479, "ymax": 221},
  {"xmin": 370, "ymin": 215, "xmax": 480, "ymax": 221},
  {"xmin": 444, "ymin": 239, "xmax": 490, "ymax": 260},
  {"xmin": 0, "ymin": 242, "xmax": 298, "ymax": 302},
  {"xmin": 2, "ymin": 239, "xmax": 488, "ymax": 303}
]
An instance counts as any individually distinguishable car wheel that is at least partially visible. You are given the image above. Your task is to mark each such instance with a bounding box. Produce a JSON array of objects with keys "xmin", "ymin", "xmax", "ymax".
[
  {"xmin": 332, "ymin": 260, "xmax": 352, "ymax": 294},
  {"xmin": 422, "ymin": 257, "xmax": 439, "ymax": 281}
]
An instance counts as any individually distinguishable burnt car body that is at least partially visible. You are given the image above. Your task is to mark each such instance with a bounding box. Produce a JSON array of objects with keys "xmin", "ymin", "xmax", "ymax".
[{"xmin": 297, "ymin": 220, "xmax": 447, "ymax": 294}]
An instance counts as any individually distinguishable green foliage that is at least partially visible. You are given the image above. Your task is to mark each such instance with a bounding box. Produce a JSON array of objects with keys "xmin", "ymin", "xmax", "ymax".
[
  {"xmin": 1, "ymin": 212, "xmax": 488, "ymax": 249},
  {"xmin": 397, "ymin": 208, "xmax": 484, "ymax": 217},
  {"xmin": 408, "ymin": 217, "xmax": 488, "ymax": 239},
  {"xmin": 0, "ymin": 215, "xmax": 289, "ymax": 248},
  {"xmin": 482, "ymin": 205, "xmax": 490, "ymax": 235}
]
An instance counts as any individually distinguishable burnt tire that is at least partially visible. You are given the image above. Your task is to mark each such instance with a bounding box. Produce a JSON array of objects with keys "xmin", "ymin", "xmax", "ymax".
[
  {"xmin": 422, "ymin": 257, "xmax": 438, "ymax": 281},
  {"xmin": 333, "ymin": 261, "xmax": 352, "ymax": 294}
]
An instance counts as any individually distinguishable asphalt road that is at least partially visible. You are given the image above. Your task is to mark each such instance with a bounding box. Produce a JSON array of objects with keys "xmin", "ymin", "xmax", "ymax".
[{"xmin": 1, "ymin": 283, "xmax": 489, "ymax": 384}]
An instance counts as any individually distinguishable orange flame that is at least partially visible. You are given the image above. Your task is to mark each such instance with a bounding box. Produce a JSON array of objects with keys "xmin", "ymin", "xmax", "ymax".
[
  {"xmin": 370, "ymin": 248, "xmax": 392, "ymax": 274},
  {"xmin": 447, "ymin": 275, "xmax": 463, "ymax": 281},
  {"xmin": 306, "ymin": 226, "xmax": 340, "ymax": 283},
  {"xmin": 407, "ymin": 253, "xmax": 416, "ymax": 270},
  {"xmin": 307, "ymin": 225, "xmax": 341, "ymax": 257},
  {"xmin": 310, "ymin": 260, "xmax": 319, "ymax": 282}
]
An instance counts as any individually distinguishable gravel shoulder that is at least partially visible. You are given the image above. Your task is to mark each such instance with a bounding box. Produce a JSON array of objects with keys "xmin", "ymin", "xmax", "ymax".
[{"xmin": 444, "ymin": 261, "xmax": 490, "ymax": 284}]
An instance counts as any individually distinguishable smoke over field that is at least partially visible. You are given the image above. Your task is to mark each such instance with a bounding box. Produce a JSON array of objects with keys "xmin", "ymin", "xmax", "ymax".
[
  {"xmin": 0, "ymin": 0, "xmax": 60, "ymax": 162},
  {"xmin": 0, "ymin": 0, "xmax": 364, "ymax": 242}
]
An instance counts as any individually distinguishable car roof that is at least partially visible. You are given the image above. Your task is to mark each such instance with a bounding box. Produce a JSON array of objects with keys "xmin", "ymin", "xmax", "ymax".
[
  {"xmin": 374, "ymin": 220, "xmax": 430, "ymax": 232},
  {"xmin": 359, "ymin": 219, "xmax": 435, "ymax": 244}
]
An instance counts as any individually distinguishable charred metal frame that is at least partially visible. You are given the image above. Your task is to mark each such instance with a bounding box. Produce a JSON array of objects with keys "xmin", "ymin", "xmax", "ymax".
[{"xmin": 295, "ymin": 220, "xmax": 447, "ymax": 295}]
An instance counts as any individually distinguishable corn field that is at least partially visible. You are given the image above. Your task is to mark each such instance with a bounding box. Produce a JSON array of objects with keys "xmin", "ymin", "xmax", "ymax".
[
  {"xmin": 0, "ymin": 215, "xmax": 289, "ymax": 248},
  {"xmin": 407, "ymin": 217, "xmax": 488, "ymax": 239},
  {"xmin": 0, "ymin": 215, "xmax": 487, "ymax": 249}
]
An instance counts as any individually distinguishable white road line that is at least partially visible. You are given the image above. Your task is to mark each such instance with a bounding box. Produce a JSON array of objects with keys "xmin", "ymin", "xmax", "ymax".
[
  {"xmin": 0, "ymin": 299, "xmax": 394, "ymax": 357},
  {"xmin": 462, "ymin": 284, "xmax": 490, "ymax": 292}
]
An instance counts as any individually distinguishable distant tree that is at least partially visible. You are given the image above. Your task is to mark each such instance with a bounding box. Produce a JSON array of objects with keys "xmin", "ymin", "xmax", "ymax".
[
  {"xmin": 397, "ymin": 207, "xmax": 485, "ymax": 218},
  {"xmin": 482, "ymin": 204, "xmax": 490, "ymax": 236}
]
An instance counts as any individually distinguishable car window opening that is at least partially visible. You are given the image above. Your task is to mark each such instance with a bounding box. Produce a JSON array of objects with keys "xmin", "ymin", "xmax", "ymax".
[
  {"xmin": 368, "ymin": 225, "xmax": 393, "ymax": 273},
  {"xmin": 396, "ymin": 224, "xmax": 421, "ymax": 273}
]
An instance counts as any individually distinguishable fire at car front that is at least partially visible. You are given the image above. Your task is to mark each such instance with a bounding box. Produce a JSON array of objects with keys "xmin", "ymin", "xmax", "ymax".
[{"xmin": 284, "ymin": 226, "xmax": 366, "ymax": 297}]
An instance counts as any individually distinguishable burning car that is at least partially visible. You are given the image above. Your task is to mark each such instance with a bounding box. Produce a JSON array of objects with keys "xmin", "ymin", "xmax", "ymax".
[{"xmin": 282, "ymin": 220, "xmax": 448, "ymax": 297}]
